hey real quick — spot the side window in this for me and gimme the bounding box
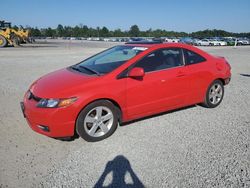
[135,48,183,73]
[184,49,206,65]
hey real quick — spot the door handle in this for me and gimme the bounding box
[176,72,186,77]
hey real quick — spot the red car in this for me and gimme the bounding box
[21,42,231,142]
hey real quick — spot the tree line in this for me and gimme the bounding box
[24,24,250,38]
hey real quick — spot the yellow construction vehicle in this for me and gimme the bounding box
[0,21,20,47]
[0,20,32,48]
[18,29,31,43]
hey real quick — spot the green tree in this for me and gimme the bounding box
[30,27,41,37]
[44,27,56,37]
[113,29,123,37]
[25,24,250,39]
[100,26,109,37]
[129,25,140,37]
[82,25,89,37]
[56,24,64,37]
[64,26,73,37]
[88,27,98,37]
[73,25,81,37]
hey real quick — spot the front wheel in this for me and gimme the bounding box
[203,80,224,108]
[76,100,118,142]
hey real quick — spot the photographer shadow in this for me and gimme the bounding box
[94,155,144,188]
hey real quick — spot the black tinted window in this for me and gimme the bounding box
[184,49,206,65]
[135,48,183,72]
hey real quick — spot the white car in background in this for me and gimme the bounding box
[195,39,210,46]
[209,39,227,46]
[237,38,250,45]
[165,38,180,43]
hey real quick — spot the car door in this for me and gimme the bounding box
[125,48,189,119]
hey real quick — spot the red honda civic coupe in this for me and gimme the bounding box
[21,42,231,142]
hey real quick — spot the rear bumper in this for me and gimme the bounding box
[21,94,77,138]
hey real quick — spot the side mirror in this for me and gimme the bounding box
[128,67,145,78]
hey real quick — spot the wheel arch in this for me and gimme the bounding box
[202,78,225,108]
[202,78,226,102]
[217,78,226,85]
[76,97,123,126]
[212,76,227,86]
[99,98,123,123]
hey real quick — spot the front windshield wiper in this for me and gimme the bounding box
[71,66,82,72]
[79,65,100,76]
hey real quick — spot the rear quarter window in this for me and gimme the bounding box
[184,49,206,65]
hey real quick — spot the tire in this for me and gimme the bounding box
[0,35,7,48]
[12,36,20,47]
[76,100,118,142]
[203,80,224,108]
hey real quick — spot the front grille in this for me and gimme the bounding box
[28,91,41,102]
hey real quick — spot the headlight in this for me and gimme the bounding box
[37,98,77,108]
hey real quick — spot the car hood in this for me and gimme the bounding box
[30,68,97,98]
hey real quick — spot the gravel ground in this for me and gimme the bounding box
[0,40,249,188]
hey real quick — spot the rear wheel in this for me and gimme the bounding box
[76,100,118,142]
[0,35,7,48]
[203,80,224,108]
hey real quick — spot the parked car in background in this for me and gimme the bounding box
[223,38,236,46]
[194,39,210,46]
[217,40,227,46]
[208,39,227,46]
[192,39,200,45]
[237,38,250,45]
[129,37,144,42]
[165,37,180,43]
[179,37,194,45]
[152,37,165,42]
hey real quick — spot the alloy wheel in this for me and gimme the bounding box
[209,83,223,105]
[84,106,114,137]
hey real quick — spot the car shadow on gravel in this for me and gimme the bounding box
[55,132,79,142]
[94,155,144,188]
[121,105,197,127]
[57,105,197,142]
[56,105,197,142]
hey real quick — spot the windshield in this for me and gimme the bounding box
[72,45,147,75]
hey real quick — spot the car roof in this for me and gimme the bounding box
[124,42,213,59]
[124,42,193,49]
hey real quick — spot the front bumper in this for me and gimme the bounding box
[21,93,77,138]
